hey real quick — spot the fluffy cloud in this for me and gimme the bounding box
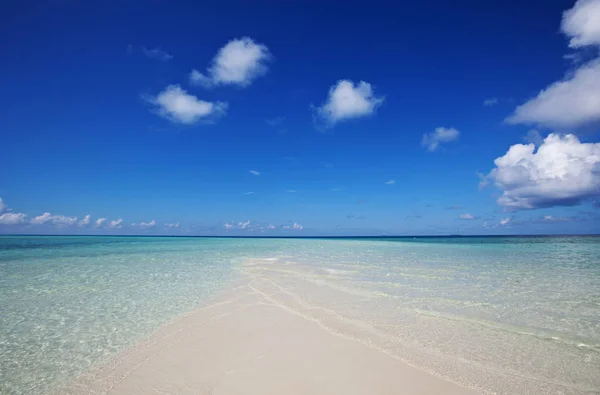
[95,218,106,227]
[109,218,123,229]
[249,170,260,176]
[561,0,600,48]
[0,212,26,225]
[483,98,499,107]
[484,133,600,210]
[31,212,78,226]
[316,80,384,125]
[141,46,173,61]
[78,215,91,226]
[147,85,227,124]
[459,213,476,220]
[506,60,600,129]
[133,219,156,228]
[385,180,396,185]
[189,37,271,88]
[421,127,460,152]
[500,218,511,226]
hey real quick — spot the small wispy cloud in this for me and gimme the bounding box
[459,213,476,220]
[108,218,123,229]
[500,217,511,226]
[249,170,260,176]
[243,191,255,195]
[286,189,297,193]
[385,180,396,185]
[132,219,156,228]
[0,212,26,225]
[165,222,180,229]
[31,212,78,226]
[95,218,106,227]
[141,46,173,61]
[146,85,227,125]
[421,127,460,152]
[78,215,91,227]
[315,80,384,126]
[483,97,499,107]
[189,37,271,88]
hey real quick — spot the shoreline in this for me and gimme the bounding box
[57,272,479,395]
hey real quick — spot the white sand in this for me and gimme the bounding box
[59,274,478,395]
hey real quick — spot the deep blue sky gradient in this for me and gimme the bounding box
[1,0,599,235]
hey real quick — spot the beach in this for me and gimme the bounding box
[59,274,477,395]
[1,236,599,394]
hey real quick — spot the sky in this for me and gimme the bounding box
[1,0,600,236]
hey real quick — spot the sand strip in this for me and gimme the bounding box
[59,277,478,395]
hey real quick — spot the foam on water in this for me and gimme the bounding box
[1,235,599,394]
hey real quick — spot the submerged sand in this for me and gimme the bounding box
[59,273,478,395]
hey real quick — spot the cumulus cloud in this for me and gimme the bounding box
[141,46,173,61]
[147,85,227,124]
[421,127,460,152]
[0,212,26,225]
[109,218,123,229]
[315,80,384,125]
[31,212,77,226]
[483,98,499,107]
[500,218,511,226]
[189,37,271,88]
[133,219,156,228]
[561,0,600,48]
[78,215,91,227]
[506,60,600,129]
[385,180,396,185]
[249,170,260,176]
[459,213,476,220]
[484,133,600,210]
[95,218,106,227]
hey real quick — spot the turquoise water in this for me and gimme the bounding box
[1,236,599,394]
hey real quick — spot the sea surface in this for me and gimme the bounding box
[1,235,599,394]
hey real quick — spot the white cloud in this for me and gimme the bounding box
[78,215,91,227]
[165,222,180,229]
[485,133,600,210]
[542,215,571,222]
[249,170,260,176]
[292,222,303,230]
[133,219,156,228]
[141,46,173,61]
[147,85,227,124]
[238,220,251,229]
[459,213,476,220]
[30,212,77,226]
[385,180,396,185]
[500,218,511,226]
[95,218,106,227]
[561,0,600,48]
[109,218,123,229]
[223,223,235,230]
[506,60,600,129]
[316,80,384,125]
[0,212,26,225]
[266,224,276,229]
[421,127,460,152]
[189,37,271,88]
[483,97,499,107]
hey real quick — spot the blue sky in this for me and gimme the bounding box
[1,0,600,236]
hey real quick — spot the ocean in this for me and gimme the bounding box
[1,235,599,394]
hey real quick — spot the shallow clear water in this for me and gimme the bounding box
[1,236,599,394]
